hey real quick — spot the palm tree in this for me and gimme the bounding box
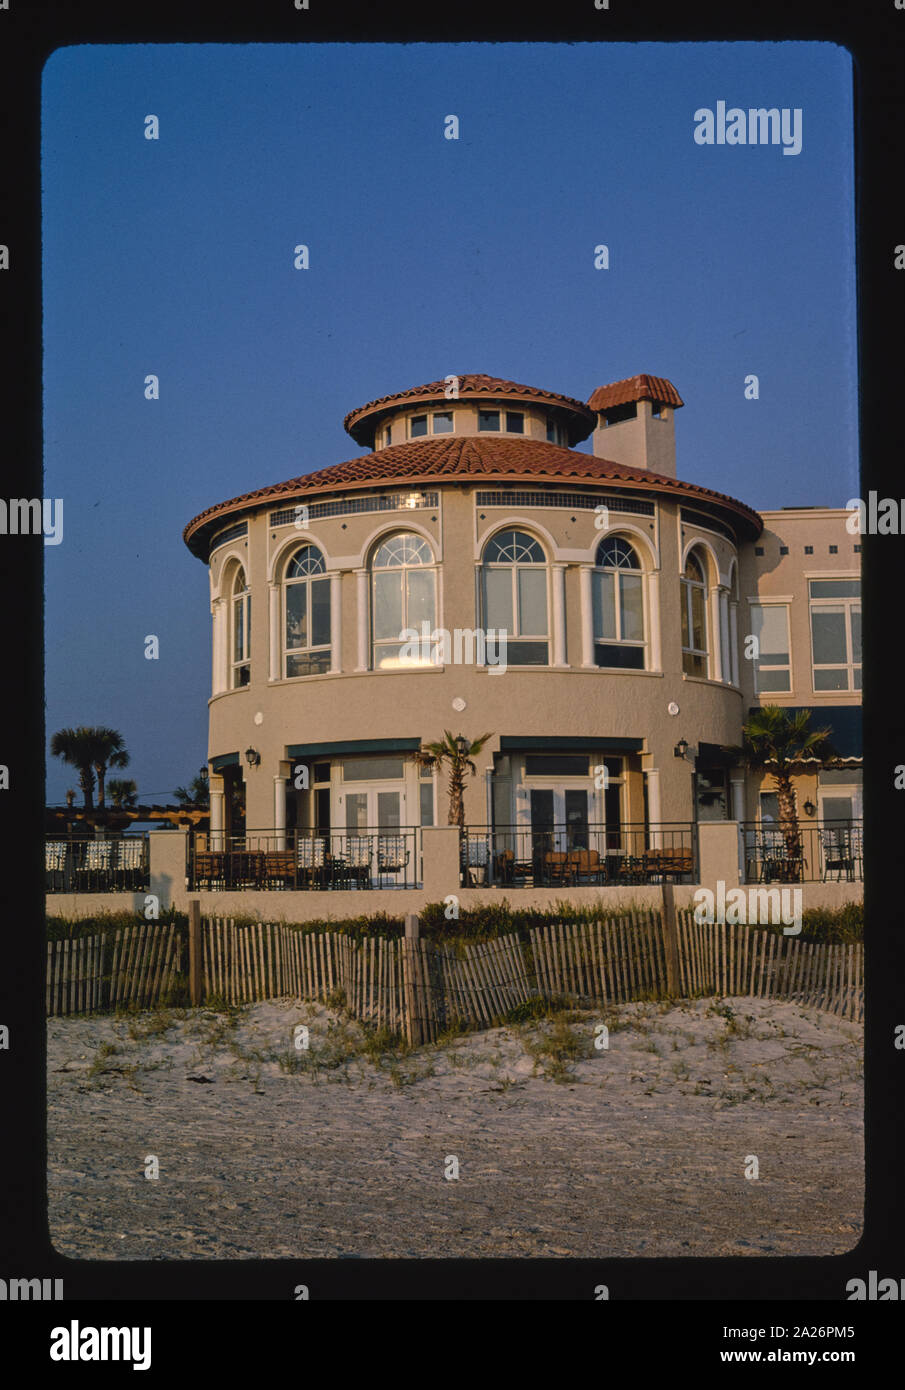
[107,778,138,809]
[735,707,834,865]
[173,774,210,810]
[89,727,130,808]
[50,727,98,809]
[415,731,493,829]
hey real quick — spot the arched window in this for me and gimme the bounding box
[482,529,549,665]
[231,565,251,687]
[371,532,437,668]
[681,550,708,677]
[284,544,331,677]
[592,536,645,669]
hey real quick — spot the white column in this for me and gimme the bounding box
[579,566,595,667]
[355,568,369,671]
[329,572,342,673]
[273,775,286,849]
[719,588,731,683]
[210,785,225,851]
[729,602,739,686]
[212,599,229,694]
[551,564,567,667]
[646,768,662,848]
[709,587,722,683]
[730,776,745,822]
[268,583,281,681]
[647,570,661,670]
[731,775,746,877]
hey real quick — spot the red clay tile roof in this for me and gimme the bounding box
[344,374,597,446]
[588,375,684,412]
[184,435,762,558]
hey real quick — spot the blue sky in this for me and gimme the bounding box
[42,42,857,805]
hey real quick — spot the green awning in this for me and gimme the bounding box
[287,738,421,758]
[210,752,240,771]
[499,735,643,753]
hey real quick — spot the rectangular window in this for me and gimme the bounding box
[592,570,617,640]
[478,410,500,432]
[410,415,428,437]
[505,412,524,433]
[313,762,331,784]
[372,570,403,640]
[432,411,454,433]
[517,568,547,635]
[342,757,404,781]
[750,603,791,692]
[809,579,860,691]
[546,418,558,442]
[419,781,434,826]
[524,754,590,776]
[484,568,513,631]
[311,578,331,648]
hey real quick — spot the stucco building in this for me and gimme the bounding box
[182,371,861,890]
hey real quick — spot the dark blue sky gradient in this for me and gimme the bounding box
[42,42,857,804]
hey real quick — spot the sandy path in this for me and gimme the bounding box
[47,996,862,1260]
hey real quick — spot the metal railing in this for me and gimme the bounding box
[45,833,150,893]
[189,827,423,891]
[739,819,863,884]
[460,822,697,888]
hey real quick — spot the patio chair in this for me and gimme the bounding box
[820,827,855,882]
[568,848,604,884]
[344,836,373,889]
[194,851,226,890]
[297,837,327,887]
[116,838,146,888]
[77,839,113,888]
[377,835,410,885]
[264,849,297,889]
[45,840,68,889]
[758,830,804,883]
[461,838,489,885]
[493,848,514,885]
[542,850,574,885]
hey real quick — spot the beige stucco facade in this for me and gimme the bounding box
[180,372,861,895]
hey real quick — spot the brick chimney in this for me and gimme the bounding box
[587,374,683,479]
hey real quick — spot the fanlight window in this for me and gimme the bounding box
[592,536,645,669]
[371,532,437,669]
[284,544,331,677]
[482,529,549,665]
[681,550,708,677]
[231,565,251,688]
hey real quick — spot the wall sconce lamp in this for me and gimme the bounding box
[673,737,690,760]
[199,765,209,783]
[455,735,470,759]
[244,747,261,768]
[803,799,816,817]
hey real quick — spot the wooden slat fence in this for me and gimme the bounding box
[45,914,863,1027]
[46,924,181,1016]
[530,912,863,1023]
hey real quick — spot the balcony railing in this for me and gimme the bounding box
[189,827,422,891]
[739,820,863,884]
[460,823,698,888]
[45,833,150,893]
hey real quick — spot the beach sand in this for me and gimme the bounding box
[47,995,863,1260]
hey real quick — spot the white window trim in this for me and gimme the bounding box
[749,600,793,695]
